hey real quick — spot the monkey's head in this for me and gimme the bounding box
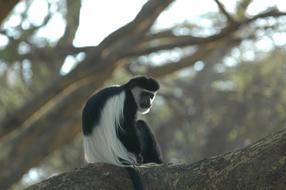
[128,76,160,114]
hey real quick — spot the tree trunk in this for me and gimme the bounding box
[27,128,286,190]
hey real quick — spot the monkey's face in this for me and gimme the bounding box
[131,87,157,114]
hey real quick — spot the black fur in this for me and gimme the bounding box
[118,85,142,161]
[126,167,144,190]
[128,76,160,92]
[136,120,163,164]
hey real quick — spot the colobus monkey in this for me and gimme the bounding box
[82,76,162,190]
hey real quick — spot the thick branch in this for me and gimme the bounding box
[96,0,174,58]
[27,128,286,190]
[236,0,253,19]
[0,0,19,24]
[57,0,81,47]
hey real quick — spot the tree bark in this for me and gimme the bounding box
[0,0,19,24]
[27,128,286,190]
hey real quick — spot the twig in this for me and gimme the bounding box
[213,0,235,23]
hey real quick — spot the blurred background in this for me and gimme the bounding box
[1,0,286,189]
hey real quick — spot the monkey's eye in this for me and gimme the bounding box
[141,91,154,99]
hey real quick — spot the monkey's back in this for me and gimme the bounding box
[82,86,123,135]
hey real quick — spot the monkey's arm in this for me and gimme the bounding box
[136,120,163,164]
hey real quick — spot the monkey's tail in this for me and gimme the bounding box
[125,166,144,190]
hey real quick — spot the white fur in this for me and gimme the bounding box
[83,91,137,166]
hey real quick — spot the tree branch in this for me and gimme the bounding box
[236,0,252,19]
[213,0,235,23]
[27,128,286,190]
[57,0,81,47]
[146,46,214,77]
[247,8,286,23]
[123,9,286,57]
[142,37,242,78]
[0,0,19,24]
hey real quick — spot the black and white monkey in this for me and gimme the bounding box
[82,76,162,190]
